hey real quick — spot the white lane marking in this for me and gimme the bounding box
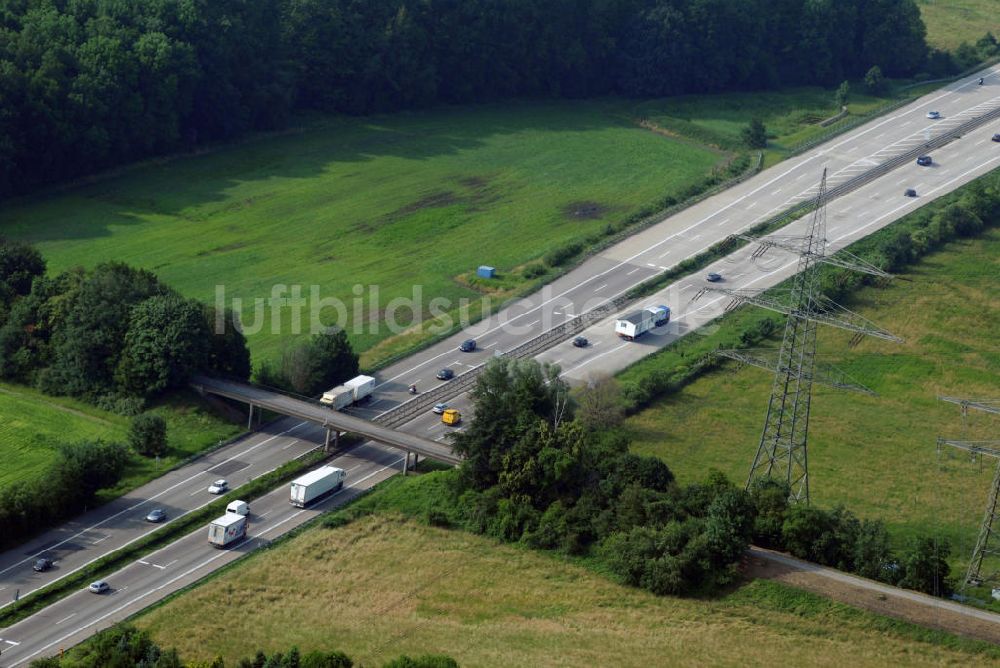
[91,536,109,545]
[593,284,608,291]
[3,638,20,645]
[55,613,76,625]
[626,267,641,275]
[713,217,731,226]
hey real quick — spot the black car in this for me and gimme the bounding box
[993,133,1000,143]
[436,368,454,380]
[706,272,722,282]
[459,339,477,352]
[904,188,917,197]
[572,336,588,348]
[33,557,53,572]
[916,155,932,166]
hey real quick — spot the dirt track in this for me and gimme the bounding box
[745,546,1000,645]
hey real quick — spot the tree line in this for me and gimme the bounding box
[29,623,457,668]
[0,240,250,408]
[0,0,943,197]
[428,357,957,597]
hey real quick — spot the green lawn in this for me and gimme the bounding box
[0,101,724,366]
[918,0,996,50]
[0,382,239,498]
[625,229,1000,566]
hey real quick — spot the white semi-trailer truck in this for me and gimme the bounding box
[207,513,248,548]
[289,466,346,507]
[614,305,670,340]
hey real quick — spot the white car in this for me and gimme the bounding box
[89,580,109,594]
[926,110,941,119]
[432,403,449,414]
[207,479,228,494]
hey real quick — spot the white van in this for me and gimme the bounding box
[226,500,249,516]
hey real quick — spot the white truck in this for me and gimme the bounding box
[207,513,248,548]
[615,305,670,340]
[320,374,376,409]
[289,466,346,507]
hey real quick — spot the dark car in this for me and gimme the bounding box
[436,368,454,380]
[904,188,917,197]
[572,336,588,348]
[706,272,722,282]
[993,133,1000,142]
[33,557,53,572]
[459,339,477,352]
[916,155,932,166]
[145,508,167,523]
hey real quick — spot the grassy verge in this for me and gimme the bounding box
[127,473,999,666]
[0,445,332,629]
[0,383,239,496]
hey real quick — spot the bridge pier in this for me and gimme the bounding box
[402,451,410,476]
[247,403,254,430]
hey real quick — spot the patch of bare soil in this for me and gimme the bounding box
[562,201,608,220]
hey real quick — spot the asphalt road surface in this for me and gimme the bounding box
[1,66,999,664]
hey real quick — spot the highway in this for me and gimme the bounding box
[352,65,1000,416]
[0,65,999,664]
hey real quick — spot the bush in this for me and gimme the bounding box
[741,118,767,149]
[129,413,168,457]
[543,242,583,267]
[522,262,547,279]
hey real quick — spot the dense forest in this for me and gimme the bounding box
[0,0,939,197]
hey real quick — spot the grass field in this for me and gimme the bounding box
[0,101,724,366]
[918,0,995,50]
[0,382,239,498]
[0,88,901,368]
[134,508,997,666]
[625,229,1000,562]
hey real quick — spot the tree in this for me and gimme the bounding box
[897,536,952,596]
[116,295,212,397]
[834,80,850,108]
[0,240,45,301]
[741,118,767,149]
[863,65,887,94]
[452,358,571,490]
[52,440,130,510]
[575,374,624,431]
[853,518,894,581]
[304,329,359,395]
[129,413,168,457]
[205,306,252,380]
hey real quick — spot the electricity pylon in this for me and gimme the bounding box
[693,169,901,503]
[937,396,1000,587]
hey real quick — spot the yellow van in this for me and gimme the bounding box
[441,409,462,426]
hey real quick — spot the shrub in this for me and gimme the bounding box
[129,413,168,457]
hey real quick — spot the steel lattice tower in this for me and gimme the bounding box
[937,397,1000,587]
[693,169,902,504]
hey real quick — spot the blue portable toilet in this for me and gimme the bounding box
[477,265,496,279]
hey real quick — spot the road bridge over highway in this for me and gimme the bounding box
[190,375,461,468]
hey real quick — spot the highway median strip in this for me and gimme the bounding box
[0,443,347,629]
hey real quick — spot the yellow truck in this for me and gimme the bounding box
[441,408,462,426]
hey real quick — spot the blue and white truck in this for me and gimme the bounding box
[614,305,670,340]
